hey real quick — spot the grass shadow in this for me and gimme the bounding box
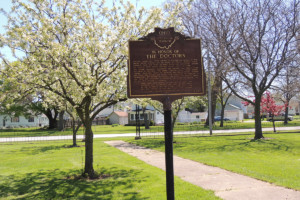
[0,168,149,200]
[19,144,71,155]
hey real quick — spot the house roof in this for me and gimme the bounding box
[113,111,128,117]
[132,105,155,111]
[191,112,206,116]
[227,104,242,110]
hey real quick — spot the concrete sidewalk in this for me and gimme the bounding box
[105,140,300,200]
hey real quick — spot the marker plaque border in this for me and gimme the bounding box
[127,27,206,99]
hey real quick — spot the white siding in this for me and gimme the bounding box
[224,110,244,121]
[0,115,49,128]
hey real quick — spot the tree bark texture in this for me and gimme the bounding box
[284,104,289,124]
[58,110,65,131]
[76,96,95,178]
[206,77,222,125]
[254,100,264,139]
[220,106,225,127]
[45,108,58,129]
[83,119,94,177]
[71,119,81,147]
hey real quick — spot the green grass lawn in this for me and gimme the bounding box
[1,119,300,138]
[127,132,300,191]
[0,125,140,138]
[0,139,220,200]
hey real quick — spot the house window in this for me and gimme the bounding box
[130,114,135,120]
[196,115,200,119]
[139,114,144,120]
[150,113,153,120]
[28,117,34,122]
[11,117,19,123]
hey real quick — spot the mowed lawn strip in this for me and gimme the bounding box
[0,125,139,138]
[1,120,300,138]
[127,132,300,190]
[0,139,220,200]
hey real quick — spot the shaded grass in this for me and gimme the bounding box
[0,139,220,200]
[0,127,75,137]
[127,132,300,190]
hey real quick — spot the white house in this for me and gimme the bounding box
[0,114,49,128]
[128,105,164,125]
[287,99,300,115]
[177,109,207,123]
[223,104,244,121]
[108,111,128,125]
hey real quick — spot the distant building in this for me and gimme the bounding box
[108,111,128,125]
[0,114,49,128]
[128,105,164,125]
[177,109,207,123]
[214,95,246,120]
[288,99,300,115]
[222,104,244,121]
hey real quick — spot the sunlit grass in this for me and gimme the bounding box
[0,139,220,200]
[128,132,300,190]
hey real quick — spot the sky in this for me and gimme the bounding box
[0,0,165,61]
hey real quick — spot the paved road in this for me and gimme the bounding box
[0,126,299,143]
[106,140,300,200]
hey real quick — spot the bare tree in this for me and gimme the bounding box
[173,0,299,139]
[214,0,299,139]
[218,81,233,127]
[175,0,234,125]
[272,59,300,124]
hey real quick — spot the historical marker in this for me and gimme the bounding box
[127,27,206,200]
[128,27,206,98]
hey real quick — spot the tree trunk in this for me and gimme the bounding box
[72,120,77,147]
[48,117,57,129]
[254,100,264,139]
[284,103,289,124]
[171,98,185,130]
[58,110,65,131]
[220,105,225,127]
[72,119,82,147]
[206,76,221,125]
[272,116,276,133]
[83,119,95,178]
[76,96,95,178]
[45,108,58,129]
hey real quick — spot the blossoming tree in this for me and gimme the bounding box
[0,0,181,178]
[243,92,286,133]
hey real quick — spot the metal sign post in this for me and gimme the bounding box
[135,104,141,139]
[162,97,174,200]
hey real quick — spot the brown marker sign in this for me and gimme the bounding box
[128,27,206,98]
